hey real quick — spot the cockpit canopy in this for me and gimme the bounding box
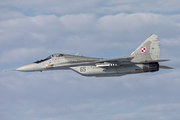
[51,53,65,57]
[34,53,66,63]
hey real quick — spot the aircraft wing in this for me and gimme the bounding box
[66,57,171,69]
[91,58,170,65]
[68,57,134,68]
[92,57,134,64]
[60,57,134,68]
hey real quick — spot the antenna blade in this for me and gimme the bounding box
[76,52,79,55]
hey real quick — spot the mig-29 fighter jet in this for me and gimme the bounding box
[16,34,172,77]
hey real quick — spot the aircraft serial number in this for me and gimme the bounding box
[80,67,86,72]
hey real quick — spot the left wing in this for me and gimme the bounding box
[72,57,134,68]
[62,57,135,68]
[92,57,134,64]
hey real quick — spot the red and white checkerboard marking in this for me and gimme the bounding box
[141,47,146,53]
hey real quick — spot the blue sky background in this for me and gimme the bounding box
[0,0,180,120]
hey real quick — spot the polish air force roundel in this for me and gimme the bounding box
[141,47,146,53]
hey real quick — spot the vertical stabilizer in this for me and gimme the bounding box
[130,34,160,62]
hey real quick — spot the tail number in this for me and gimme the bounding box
[80,67,86,72]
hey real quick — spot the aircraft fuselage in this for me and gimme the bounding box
[16,34,171,77]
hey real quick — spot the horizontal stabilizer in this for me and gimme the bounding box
[159,65,173,69]
[132,59,170,64]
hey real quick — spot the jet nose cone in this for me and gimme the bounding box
[16,63,35,72]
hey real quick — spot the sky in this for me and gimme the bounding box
[0,0,180,120]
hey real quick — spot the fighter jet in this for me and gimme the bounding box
[16,34,172,77]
